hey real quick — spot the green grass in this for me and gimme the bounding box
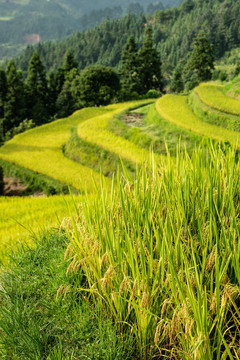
[156,94,240,147]
[224,75,240,99]
[195,83,240,115]
[0,231,137,359]
[64,142,240,359]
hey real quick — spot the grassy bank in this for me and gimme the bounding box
[188,90,240,132]
[77,101,164,165]
[109,103,204,157]
[64,128,136,178]
[156,95,240,147]
[195,84,240,116]
[0,231,137,359]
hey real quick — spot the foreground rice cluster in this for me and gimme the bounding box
[65,143,240,359]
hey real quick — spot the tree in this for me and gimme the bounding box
[127,3,143,16]
[180,0,195,13]
[47,71,58,117]
[0,70,7,120]
[62,50,78,77]
[170,65,184,93]
[26,52,48,125]
[56,68,79,118]
[234,61,240,77]
[78,65,120,107]
[3,60,26,136]
[137,27,163,94]
[187,31,215,82]
[121,36,141,96]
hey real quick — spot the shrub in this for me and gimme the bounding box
[219,71,228,82]
[144,89,161,98]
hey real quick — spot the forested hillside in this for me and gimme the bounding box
[11,0,240,78]
[0,0,180,59]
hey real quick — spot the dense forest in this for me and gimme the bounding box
[10,0,240,79]
[0,27,163,143]
[0,0,180,59]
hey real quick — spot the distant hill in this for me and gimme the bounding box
[11,0,240,80]
[0,0,181,59]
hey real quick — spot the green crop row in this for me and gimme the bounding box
[77,100,165,166]
[156,94,240,147]
[64,128,136,178]
[188,91,240,132]
[0,107,110,194]
[0,158,76,195]
[194,84,240,116]
[0,194,81,264]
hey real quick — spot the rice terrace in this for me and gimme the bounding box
[1,1,240,356]
[0,73,240,359]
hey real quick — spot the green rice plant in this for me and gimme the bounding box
[156,94,240,147]
[64,142,240,359]
[195,84,240,116]
[189,90,240,132]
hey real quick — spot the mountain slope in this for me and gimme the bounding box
[0,0,180,59]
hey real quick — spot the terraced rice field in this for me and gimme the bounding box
[2,81,240,357]
[194,83,240,115]
[188,90,240,132]
[2,82,240,264]
[0,107,108,194]
[77,102,165,165]
[156,92,240,147]
[0,100,153,194]
[0,100,154,262]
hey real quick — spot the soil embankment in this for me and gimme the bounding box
[3,177,44,197]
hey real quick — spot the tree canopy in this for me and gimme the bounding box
[78,65,120,107]
[187,31,215,82]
